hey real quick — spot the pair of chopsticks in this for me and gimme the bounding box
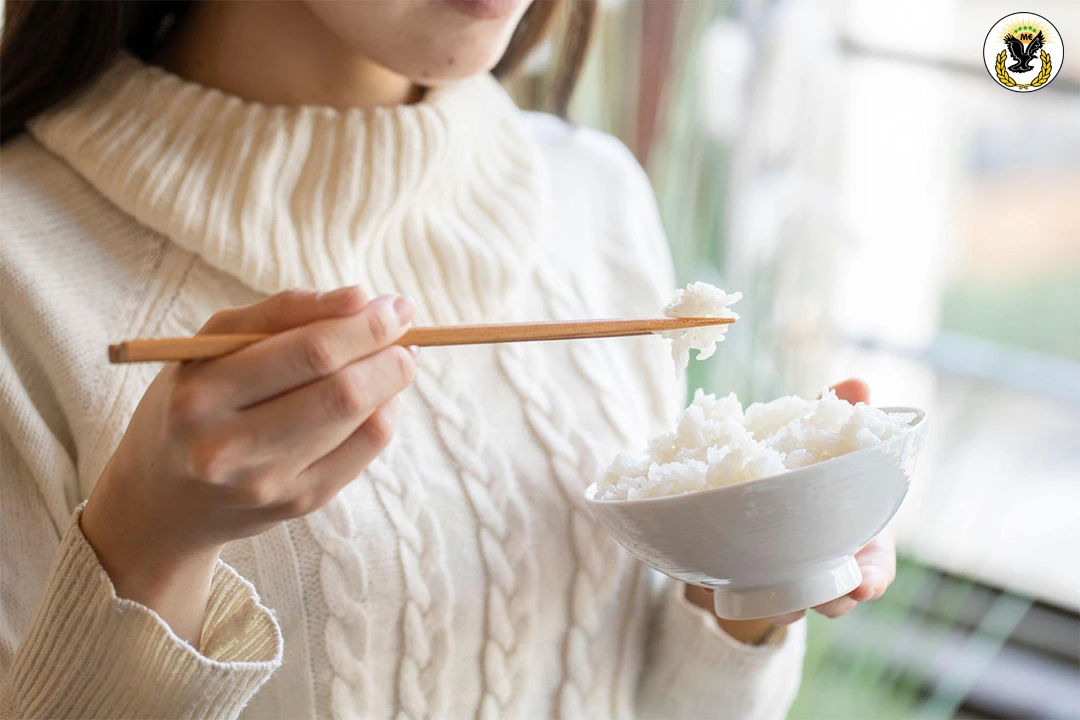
[108,317,735,364]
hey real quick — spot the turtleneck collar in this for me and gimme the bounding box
[29,53,547,324]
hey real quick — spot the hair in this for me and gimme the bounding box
[0,0,596,144]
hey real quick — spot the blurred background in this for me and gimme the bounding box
[511,1,1080,717]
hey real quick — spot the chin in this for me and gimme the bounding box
[383,42,513,85]
[304,0,531,86]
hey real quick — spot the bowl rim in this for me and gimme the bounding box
[584,405,928,506]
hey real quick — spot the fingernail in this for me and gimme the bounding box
[409,345,421,358]
[393,296,416,324]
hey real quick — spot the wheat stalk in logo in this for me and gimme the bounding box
[995,49,1052,89]
[994,50,1017,86]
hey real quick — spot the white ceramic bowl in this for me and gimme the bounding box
[584,407,928,620]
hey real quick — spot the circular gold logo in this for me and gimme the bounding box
[983,12,1063,92]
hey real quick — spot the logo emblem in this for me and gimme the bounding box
[983,13,1063,92]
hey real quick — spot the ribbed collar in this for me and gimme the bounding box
[29,53,546,323]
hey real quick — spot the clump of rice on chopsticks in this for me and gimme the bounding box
[659,282,741,374]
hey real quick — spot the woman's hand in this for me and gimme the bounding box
[686,378,899,643]
[770,522,897,625]
[768,378,897,625]
[80,287,417,644]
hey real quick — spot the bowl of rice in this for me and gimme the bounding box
[585,390,928,620]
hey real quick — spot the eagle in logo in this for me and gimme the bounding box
[1003,30,1044,72]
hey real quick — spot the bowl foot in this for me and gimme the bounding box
[711,556,862,620]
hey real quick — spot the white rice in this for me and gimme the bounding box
[595,388,916,501]
[659,282,741,374]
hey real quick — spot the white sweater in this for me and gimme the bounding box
[0,55,805,719]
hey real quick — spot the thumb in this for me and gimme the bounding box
[829,378,870,405]
[199,286,368,335]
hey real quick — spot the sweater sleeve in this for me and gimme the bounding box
[0,398,282,720]
[0,500,282,720]
[636,579,806,719]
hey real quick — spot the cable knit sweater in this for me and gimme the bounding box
[0,55,805,719]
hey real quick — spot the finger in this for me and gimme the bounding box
[204,294,415,408]
[229,346,416,472]
[812,595,858,618]
[271,398,404,520]
[829,378,870,405]
[856,533,897,580]
[770,610,806,626]
[849,566,889,602]
[850,536,897,602]
[199,286,368,335]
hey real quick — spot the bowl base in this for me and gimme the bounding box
[711,556,862,620]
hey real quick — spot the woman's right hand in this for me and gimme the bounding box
[80,287,417,644]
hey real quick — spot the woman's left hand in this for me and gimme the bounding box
[769,378,897,625]
[685,378,898,641]
[769,521,896,625]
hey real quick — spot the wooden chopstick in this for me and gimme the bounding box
[107,317,735,364]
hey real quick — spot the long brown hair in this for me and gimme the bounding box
[0,0,595,144]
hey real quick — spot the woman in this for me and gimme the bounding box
[0,1,896,717]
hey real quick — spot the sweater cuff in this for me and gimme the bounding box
[670,581,791,655]
[637,580,806,719]
[7,507,282,719]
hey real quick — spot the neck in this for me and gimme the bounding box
[159,1,421,109]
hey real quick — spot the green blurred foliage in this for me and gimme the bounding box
[942,271,1080,362]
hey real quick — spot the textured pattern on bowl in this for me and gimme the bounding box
[585,407,928,619]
